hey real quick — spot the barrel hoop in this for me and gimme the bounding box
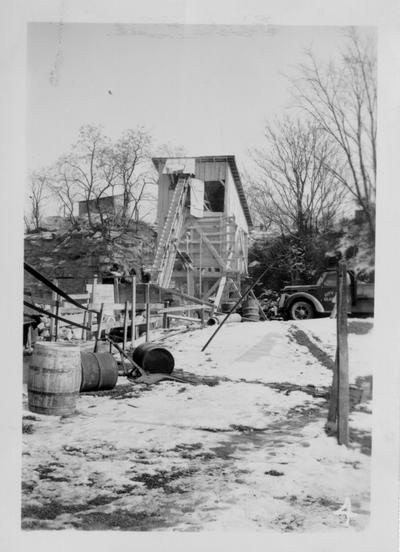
[28,389,78,398]
[29,366,78,375]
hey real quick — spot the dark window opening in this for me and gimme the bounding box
[204,180,225,212]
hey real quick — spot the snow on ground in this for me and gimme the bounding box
[21,317,373,532]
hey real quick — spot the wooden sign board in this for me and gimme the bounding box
[86,283,115,316]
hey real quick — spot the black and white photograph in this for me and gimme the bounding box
[1,1,399,550]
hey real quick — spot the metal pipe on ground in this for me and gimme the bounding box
[206,313,242,326]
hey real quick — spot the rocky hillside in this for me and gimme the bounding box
[24,217,156,298]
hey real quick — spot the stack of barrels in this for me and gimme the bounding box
[27,341,175,416]
[27,342,118,416]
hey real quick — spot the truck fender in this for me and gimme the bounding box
[284,292,325,314]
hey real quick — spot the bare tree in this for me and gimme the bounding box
[51,158,79,225]
[27,171,49,232]
[249,117,346,237]
[113,128,152,226]
[48,125,155,234]
[293,29,377,235]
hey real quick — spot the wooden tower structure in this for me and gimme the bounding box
[151,156,252,310]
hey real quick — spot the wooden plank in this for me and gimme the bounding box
[152,283,212,307]
[157,304,212,314]
[109,302,164,312]
[166,314,203,323]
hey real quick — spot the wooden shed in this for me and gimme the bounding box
[151,155,252,309]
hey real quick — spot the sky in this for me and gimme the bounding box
[27,24,371,216]
[27,25,356,167]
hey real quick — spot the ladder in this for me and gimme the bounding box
[151,176,190,288]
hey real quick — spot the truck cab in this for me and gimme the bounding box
[278,270,373,320]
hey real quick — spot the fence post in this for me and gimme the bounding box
[162,300,169,329]
[131,275,136,349]
[113,276,120,304]
[88,276,97,341]
[94,302,104,353]
[337,261,350,446]
[55,297,60,341]
[326,349,338,432]
[123,301,129,351]
[50,278,58,342]
[145,283,151,342]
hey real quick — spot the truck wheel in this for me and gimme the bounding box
[289,300,315,320]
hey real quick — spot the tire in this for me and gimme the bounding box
[289,300,315,320]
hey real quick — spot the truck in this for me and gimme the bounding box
[278,269,374,320]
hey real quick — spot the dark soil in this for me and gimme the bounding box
[288,327,334,371]
[73,510,172,531]
[130,468,196,491]
[348,321,373,335]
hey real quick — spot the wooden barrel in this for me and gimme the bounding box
[80,352,118,392]
[28,342,81,416]
[221,301,236,313]
[242,298,260,322]
[132,343,174,374]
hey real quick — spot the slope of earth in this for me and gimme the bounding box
[21,318,372,532]
[24,218,156,297]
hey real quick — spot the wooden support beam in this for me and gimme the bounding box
[166,314,203,323]
[192,223,225,269]
[201,279,221,301]
[158,304,212,314]
[152,283,212,308]
[212,276,227,313]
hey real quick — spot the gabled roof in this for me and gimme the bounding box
[152,155,253,227]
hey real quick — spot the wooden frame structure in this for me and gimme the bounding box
[151,156,252,310]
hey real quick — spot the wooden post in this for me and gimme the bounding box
[199,232,203,298]
[49,278,58,342]
[145,283,151,343]
[113,277,120,304]
[94,302,104,353]
[123,301,129,351]
[131,275,136,349]
[163,300,169,329]
[81,309,87,341]
[55,298,60,341]
[88,276,97,341]
[337,262,349,446]
[26,325,32,350]
[326,350,339,432]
